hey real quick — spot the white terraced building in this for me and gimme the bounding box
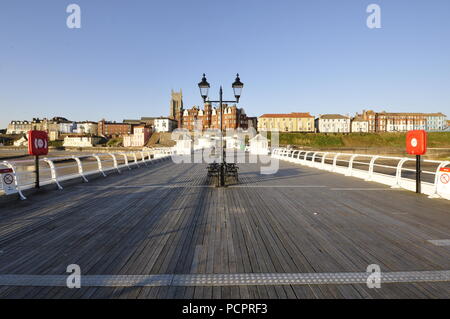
[351,116,369,133]
[63,136,101,147]
[315,114,351,133]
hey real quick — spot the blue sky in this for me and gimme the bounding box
[0,0,449,128]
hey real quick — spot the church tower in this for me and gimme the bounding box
[169,89,183,121]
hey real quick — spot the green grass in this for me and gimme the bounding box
[265,132,450,148]
[48,140,64,148]
[106,137,123,147]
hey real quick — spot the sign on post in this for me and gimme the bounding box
[28,130,48,189]
[406,130,427,155]
[0,168,18,195]
[28,130,49,156]
[406,130,427,194]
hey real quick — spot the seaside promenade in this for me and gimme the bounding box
[0,155,449,298]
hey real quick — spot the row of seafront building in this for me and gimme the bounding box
[3,88,448,148]
[5,110,449,148]
[257,110,448,133]
[5,89,258,148]
[5,117,170,148]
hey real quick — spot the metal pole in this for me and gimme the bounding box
[416,155,421,194]
[220,86,225,187]
[35,155,40,189]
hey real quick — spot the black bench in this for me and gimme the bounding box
[225,163,239,183]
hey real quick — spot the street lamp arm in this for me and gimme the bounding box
[208,100,239,103]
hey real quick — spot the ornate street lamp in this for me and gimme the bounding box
[232,74,244,103]
[198,74,210,102]
[197,73,244,187]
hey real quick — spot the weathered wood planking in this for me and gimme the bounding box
[0,156,449,298]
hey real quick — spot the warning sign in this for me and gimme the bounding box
[441,173,449,185]
[0,168,18,195]
[437,167,450,198]
[3,173,14,185]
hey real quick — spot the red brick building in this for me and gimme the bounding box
[179,103,250,131]
[361,110,428,132]
[98,119,132,136]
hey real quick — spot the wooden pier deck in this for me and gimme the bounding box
[0,156,449,298]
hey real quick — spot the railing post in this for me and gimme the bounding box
[133,152,140,167]
[311,152,319,167]
[43,158,63,190]
[346,154,358,176]
[390,158,408,188]
[109,153,121,173]
[93,155,107,177]
[332,153,341,172]
[140,152,147,166]
[292,150,300,163]
[122,153,131,170]
[365,155,380,181]
[146,151,153,164]
[72,156,88,182]
[321,152,329,169]
[2,161,26,200]
[305,152,313,165]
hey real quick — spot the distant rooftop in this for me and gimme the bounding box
[259,112,314,119]
[319,114,349,119]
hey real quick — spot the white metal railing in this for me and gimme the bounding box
[0,149,174,200]
[271,147,450,200]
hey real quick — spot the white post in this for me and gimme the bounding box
[122,153,131,170]
[72,156,88,182]
[292,150,299,163]
[109,153,121,173]
[332,153,341,172]
[306,152,314,165]
[43,158,63,190]
[140,152,147,166]
[346,154,358,176]
[133,153,140,167]
[93,155,107,177]
[321,152,329,169]
[312,152,319,167]
[365,155,380,182]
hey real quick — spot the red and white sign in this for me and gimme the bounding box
[0,168,17,195]
[406,130,427,155]
[437,167,450,199]
[441,174,449,185]
[28,130,49,156]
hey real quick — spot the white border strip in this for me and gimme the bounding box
[0,271,449,287]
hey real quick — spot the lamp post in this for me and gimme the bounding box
[198,73,244,187]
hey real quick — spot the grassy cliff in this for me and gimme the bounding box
[266,132,450,148]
